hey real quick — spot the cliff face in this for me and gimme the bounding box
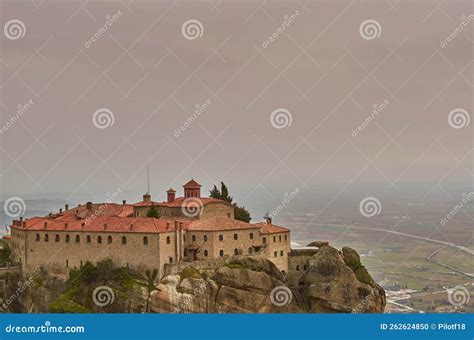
[1,245,385,313]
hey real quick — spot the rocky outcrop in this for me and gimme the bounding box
[0,245,385,313]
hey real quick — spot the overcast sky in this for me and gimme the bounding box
[0,0,472,205]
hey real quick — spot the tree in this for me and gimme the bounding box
[0,240,11,267]
[143,269,160,313]
[209,182,251,222]
[146,206,161,218]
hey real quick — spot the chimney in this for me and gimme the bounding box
[59,208,63,213]
[43,222,48,229]
[166,222,170,230]
[81,222,85,229]
[65,204,69,211]
[19,217,23,223]
[104,223,107,230]
[86,202,92,210]
[143,193,151,202]
[22,222,26,228]
[122,200,126,205]
[266,217,272,224]
[167,189,176,203]
[129,223,133,231]
[65,223,68,229]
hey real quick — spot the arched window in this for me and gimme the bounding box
[219,234,223,241]
[284,234,287,241]
[303,265,307,270]
[169,257,173,264]
[262,237,266,244]
[219,250,224,257]
[233,233,238,240]
[108,236,113,244]
[248,247,253,254]
[249,233,253,239]
[234,248,238,255]
[273,236,276,242]
[279,235,282,242]
[192,235,196,242]
[86,235,91,243]
[274,251,277,257]
[122,236,127,244]
[97,236,102,244]
[166,236,170,244]
[75,235,80,243]
[204,250,208,257]
[65,234,70,243]
[35,233,40,241]
[55,234,60,242]
[143,236,148,245]
[203,235,208,242]
[66,259,68,268]
[44,234,49,242]
[296,265,300,271]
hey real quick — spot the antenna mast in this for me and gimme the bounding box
[147,164,150,194]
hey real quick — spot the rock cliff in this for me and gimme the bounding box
[0,244,385,313]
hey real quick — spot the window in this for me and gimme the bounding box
[66,259,68,268]
[44,234,49,242]
[249,233,253,240]
[204,250,208,257]
[296,265,300,271]
[192,235,196,242]
[108,236,113,244]
[303,265,307,270]
[86,235,91,243]
[248,247,253,254]
[273,236,276,242]
[166,236,170,244]
[204,235,208,242]
[262,237,266,244]
[233,233,238,240]
[65,234,70,243]
[280,250,283,256]
[284,234,287,241]
[143,236,148,245]
[219,250,224,257]
[219,234,223,241]
[35,234,40,241]
[227,212,231,218]
[97,236,102,244]
[234,248,239,255]
[122,236,127,244]
[169,257,173,264]
[279,235,282,242]
[274,251,277,257]
[75,235,80,243]
[55,234,60,242]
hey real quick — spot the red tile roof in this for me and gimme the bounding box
[2,235,11,239]
[188,216,258,231]
[55,203,134,219]
[12,216,190,234]
[183,179,201,188]
[255,222,290,234]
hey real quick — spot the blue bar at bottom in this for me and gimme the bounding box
[0,313,472,339]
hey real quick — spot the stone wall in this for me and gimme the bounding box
[262,231,291,273]
[287,248,318,286]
